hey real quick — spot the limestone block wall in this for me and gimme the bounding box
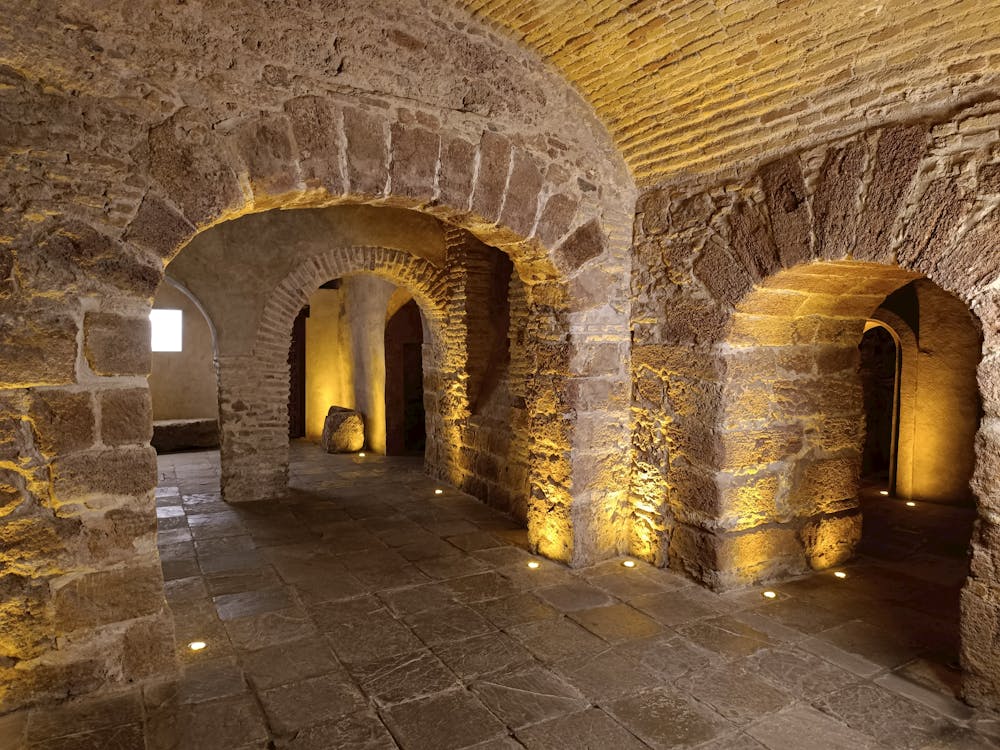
[630,98,1000,707]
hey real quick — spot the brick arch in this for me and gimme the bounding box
[217,247,452,502]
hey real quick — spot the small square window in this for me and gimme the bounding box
[150,309,183,352]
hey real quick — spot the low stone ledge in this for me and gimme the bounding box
[152,419,219,453]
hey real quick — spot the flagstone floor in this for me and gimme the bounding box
[3,443,999,749]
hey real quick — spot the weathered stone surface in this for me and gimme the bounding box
[438,136,476,209]
[52,447,157,501]
[500,150,545,236]
[54,565,165,632]
[320,407,364,453]
[390,123,439,199]
[535,193,577,247]
[606,686,731,748]
[760,155,811,267]
[854,124,928,262]
[30,390,95,456]
[473,667,587,729]
[23,222,161,297]
[146,109,244,227]
[228,114,299,197]
[380,689,506,750]
[284,96,345,194]
[471,131,512,223]
[516,708,649,750]
[84,313,150,376]
[343,107,388,195]
[100,388,152,446]
[554,219,605,272]
[813,139,866,259]
[0,299,78,387]
[124,194,196,261]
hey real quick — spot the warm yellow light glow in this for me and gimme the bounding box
[434,489,443,495]
[879,490,889,496]
[527,561,540,569]
[358,452,366,458]
[188,641,207,651]
[834,571,847,579]
[906,501,916,507]
[762,590,777,599]
[622,560,636,568]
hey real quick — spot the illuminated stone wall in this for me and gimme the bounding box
[630,99,1000,707]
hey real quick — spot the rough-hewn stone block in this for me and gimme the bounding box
[30,390,95,456]
[0,300,78,388]
[284,96,345,194]
[100,388,152,446]
[84,313,150,376]
[52,447,157,501]
[760,155,811,267]
[343,107,388,195]
[390,123,439,200]
[53,565,165,632]
[320,407,365,453]
[471,131,511,223]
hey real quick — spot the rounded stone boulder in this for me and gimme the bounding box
[321,406,365,453]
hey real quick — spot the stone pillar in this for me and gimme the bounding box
[216,355,289,502]
[0,293,175,712]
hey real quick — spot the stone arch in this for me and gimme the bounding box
[133,104,636,565]
[630,112,1000,708]
[216,246,451,501]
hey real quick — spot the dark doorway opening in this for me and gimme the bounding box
[288,305,308,439]
[385,299,425,455]
[859,324,898,491]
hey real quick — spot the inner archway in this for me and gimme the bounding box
[710,260,982,703]
[385,297,427,456]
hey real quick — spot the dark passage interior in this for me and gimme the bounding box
[385,299,426,455]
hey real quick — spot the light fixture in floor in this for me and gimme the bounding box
[762,590,777,599]
[834,571,847,579]
[358,452,366,458]
[879,490,889,496]
[527,561,540,569]
[434,489,443,495]
[622,560,636,568]
[188,641,207,651]
[906,501,916,507]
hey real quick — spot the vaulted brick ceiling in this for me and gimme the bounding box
[461,0,1000,184]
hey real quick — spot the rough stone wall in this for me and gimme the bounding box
[0,299,175,710]
[630,98,1000,708]
[465,0,1000,183]
[444,229,532,523]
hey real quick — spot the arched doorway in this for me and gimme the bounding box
[385,298,426,456]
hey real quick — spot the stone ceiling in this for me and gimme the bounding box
[461,0,1000,185]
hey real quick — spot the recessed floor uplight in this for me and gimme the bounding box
[622,560,636,568]
[906,501,916,507]
[879,490,889,496]
[762,590,777,599]
[358,452,366,458]
[834,571,847,579]
[188,641,206,651]
[434,489,443,495]
[527,561,540,569]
